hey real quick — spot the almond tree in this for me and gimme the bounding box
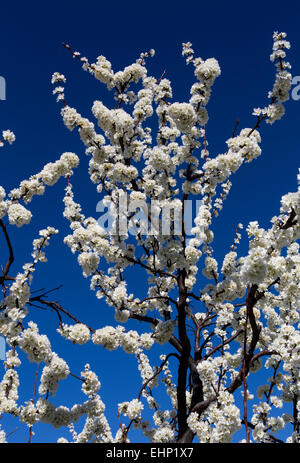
[0,31,299,443]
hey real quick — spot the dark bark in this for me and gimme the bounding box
[176,269,191,440]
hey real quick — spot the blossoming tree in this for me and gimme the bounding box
[0,31,299,444]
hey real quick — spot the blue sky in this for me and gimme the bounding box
[0,0,300,443]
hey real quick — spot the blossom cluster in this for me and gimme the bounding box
[0,31,299,444]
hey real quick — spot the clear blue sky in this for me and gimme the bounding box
[0,0,299,443]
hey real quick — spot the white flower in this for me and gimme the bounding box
[2,130,15,144]
[78,252,100,277]
[19,322,52,363]
[240,246,268,285]
[118,399,143,421]
[58,323,90,345]
[7,203,32,227]
[20,401,40,426]
[39,353,70,396]
[168,103,197,133]
[92,326,121,350]
[81,364,101,397]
